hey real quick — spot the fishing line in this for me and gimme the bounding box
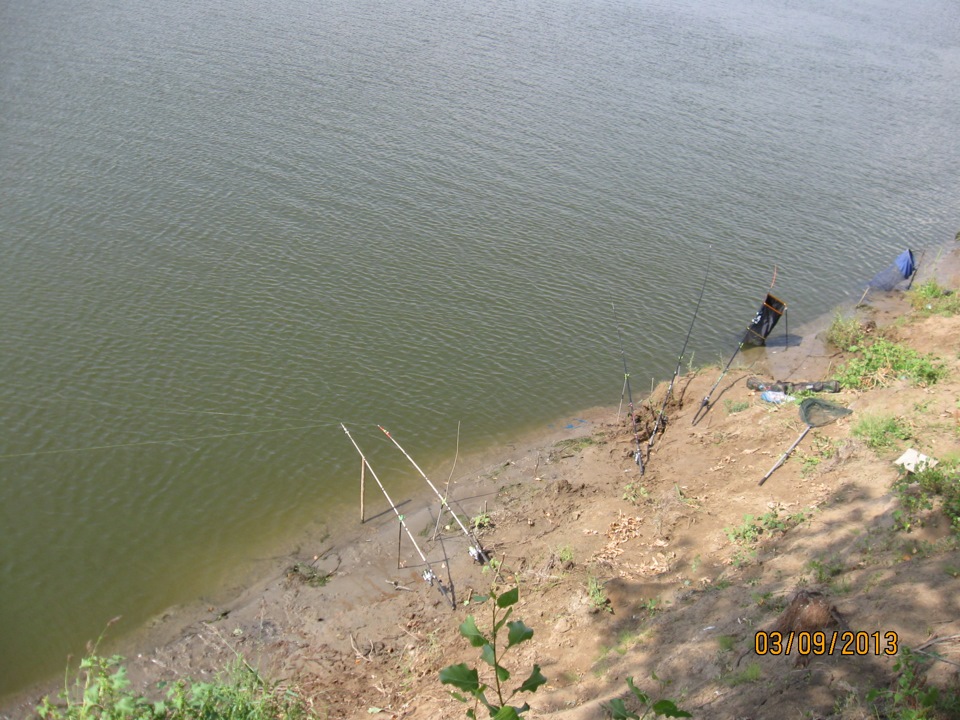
[647,250,711,454]
[0,422,337,460]
[612,303,645,474]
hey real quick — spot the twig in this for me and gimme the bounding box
[434,421,461,541]
[915,634,960,652]
[350,633,372,662]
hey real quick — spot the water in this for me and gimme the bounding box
[2,0,958,699]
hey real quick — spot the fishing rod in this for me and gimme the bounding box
[692,269,784,427]
[647,252,711,455]
[906,249,925,290]
[612,303,646,475]
[378,425,490,565]
[340,423,455,608]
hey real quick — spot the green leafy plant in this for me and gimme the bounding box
[825,313,866,350]
[866,647,960,718]
[892,462,960,535]
[439,587,547,719]
[587,577,613,613]
[603,675,691,719]
[623,483,650,505]
[807,557,844,584]
[837,338,946,389]
[472,512,494,532]
[35,654,315,720]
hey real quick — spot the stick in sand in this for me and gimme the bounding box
[432,420,461,542]
[379,425,490,565]
[340,423,455,608]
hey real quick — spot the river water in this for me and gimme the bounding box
[2,0,958,699]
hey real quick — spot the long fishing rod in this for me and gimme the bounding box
[378,425,490,565]
[612,304,646,475]
[340,423,455,608]
[647,253,711,454]
[692,268,782,427]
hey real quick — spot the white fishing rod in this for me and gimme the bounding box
[378,425,489,565]
[340,423,454,608]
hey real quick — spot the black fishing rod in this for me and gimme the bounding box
[612,304,645,475]
[691,272,785,427]
[647,253,711,455]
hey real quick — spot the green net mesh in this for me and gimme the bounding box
[798,398,852,428]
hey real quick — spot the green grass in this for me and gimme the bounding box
[892,461,960,535]
[837,337,947,389]
[724,399,750,414]
[825,313,866,350]
[36,654,317,720]
[852,414,912,450]
[907,280,960,316]
[587,577,612,613]
[724,661,761,686]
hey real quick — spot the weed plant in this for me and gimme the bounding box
[907,280,960,316]
[867,647,960,718]
[892,461,960,534]
[836,337,946,389]
[824,314,866,351]
[36,654,316,720]
[603,675,691,719]
[587,577,613,613]
[439,587,546,719]
[852,415,913,450]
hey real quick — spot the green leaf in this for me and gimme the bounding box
[496,587,519,608]
[114,696,137,715]
[516,664,547,694]
[651,699,692,717]
[471,594,490,605]
[459,616,489,647]
[493,606,514,634]
[480,643,497,668]
[506,620,534,648]
[492,705,523,720]
[439,664,481,693]
[604,699,640,720]
[626,677,650,704]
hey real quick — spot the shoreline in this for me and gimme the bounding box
[5,243,958,719]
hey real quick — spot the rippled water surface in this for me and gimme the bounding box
[2,0,958,697]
